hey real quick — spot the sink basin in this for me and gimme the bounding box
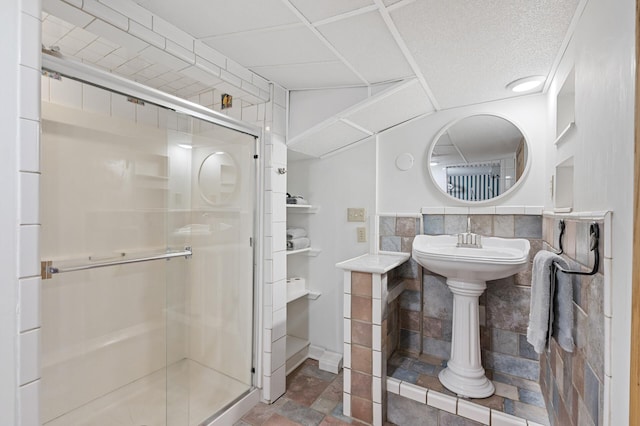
[412,234,530,282]
[412,234,530,398]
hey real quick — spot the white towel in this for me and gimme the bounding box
[287,237,310,251]
[527,251,574,354]
[287,228,307,239]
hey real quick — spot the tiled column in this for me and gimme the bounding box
[344,271,388,426]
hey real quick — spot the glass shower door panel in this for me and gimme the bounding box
[40,92,176,425]
[165,113,256,426]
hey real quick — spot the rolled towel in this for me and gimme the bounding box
[287,237,310,251]
[527,250,574,354]
[287,227,307,239]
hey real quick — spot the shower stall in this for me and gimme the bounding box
[39,57,260,426]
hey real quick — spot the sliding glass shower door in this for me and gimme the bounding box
[40,76,256,426]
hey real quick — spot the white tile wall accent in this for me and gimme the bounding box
[19,120,39,170]
[195,57,222,78]
[344,294,351,318]
[343,343,351,368]
[19,329,39,385]
[386,377,401,394]
[263,329,272,353]
[44,0,93,28]
[194,41,226,69]
[227,59,253,83]
[85,20,147,53]
[372,324,381,351]
[264,282,273,308]
[343,392,351,417]
[444,206,469,215]
[273,279,286,311]
[604,257,612,318]
[128,20,165,49]
[273,85,287,108]
[458,399,490,425]
[343,271,352,294]
[152,16,193,51]
[495,206,526,215]
[18,225,39,278]
[82,83,111,115]
[273,104,287,135]
[273,192,286,222]
[524,206,544,215]
[344,367,351,390]
[491,410,527,426]
[102,0,152,28]
[469,206,496,215]
[19,66,40,120]
[19,278,40,332]
[263,352,271,377]
[272,307,286,340]
[263,304,273,330]
[426,390,457,414]
[372,350,381,377]
[372,300,381,325]
[605,315,611,377]
[221,69,242,87]
[19,173,39,225]
[166,40,196,64]
[262,375,272,401]
[373,402,382,425]
[399,381,427,404]
[22,0,41,17]
[20,12,41,69]
[83,0,128,30]
[273,251,286,282]
[271,336,286,371]
[604,211,612,259]
[253,74,270,93]
[344,319,351,343]
[241,80,261,98]
[272,221,287,252]
[270,364,286,401]
[19,380,40,426]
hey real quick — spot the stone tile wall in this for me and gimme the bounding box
[379,216,423,357]
[539,216,606,426]
[380,214,544,392]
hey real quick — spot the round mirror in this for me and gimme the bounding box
[198,151,237,205]
[428,114,528,203]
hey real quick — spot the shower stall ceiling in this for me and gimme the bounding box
[40,74,256,425]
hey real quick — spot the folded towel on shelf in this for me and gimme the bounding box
[286,194,309,205]
[286,227,307,239]
[287,237,310,251]
[527,251,574,354]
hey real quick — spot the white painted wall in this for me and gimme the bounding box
[546,0,635,423]
[287,142,377,354]
[377,94,549,213]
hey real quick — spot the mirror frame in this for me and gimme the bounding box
[427,113,531,205]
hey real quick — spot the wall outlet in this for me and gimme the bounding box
[348,208,366,222]
[357,227,367,243]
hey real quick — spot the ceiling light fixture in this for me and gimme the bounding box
[506,76,545,93]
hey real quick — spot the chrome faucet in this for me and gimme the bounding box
[457,217,482,248]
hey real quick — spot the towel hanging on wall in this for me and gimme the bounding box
[527,250,574,354]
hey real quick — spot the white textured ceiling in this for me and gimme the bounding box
[131,0,582,108]
[42,0,583,114]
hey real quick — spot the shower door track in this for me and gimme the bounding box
[41,247,193,279]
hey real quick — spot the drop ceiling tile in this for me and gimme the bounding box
[202,25,337,68]
[251,61,363,90]
[390,0,579,108]
[345,80,434,133]
[289,121,371,157]
[318,11,413,84]
[133,0,299,38]
[288,0,374,23]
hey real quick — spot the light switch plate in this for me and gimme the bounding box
[357,227,367,243]
[347,208,366,222]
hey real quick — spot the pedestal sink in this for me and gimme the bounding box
[412,234,530,398]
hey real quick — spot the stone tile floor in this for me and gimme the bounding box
[236,355,550,425]
[235,359,384,426]
[388,353,550,426]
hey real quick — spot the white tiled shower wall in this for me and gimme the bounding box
[9,0,289,423]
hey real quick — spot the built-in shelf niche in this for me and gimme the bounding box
[556,68,575,144]
[555,157,574,212]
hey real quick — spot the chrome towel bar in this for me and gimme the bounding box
[41,247,192,280]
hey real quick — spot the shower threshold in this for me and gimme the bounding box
[44,359,250,426]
